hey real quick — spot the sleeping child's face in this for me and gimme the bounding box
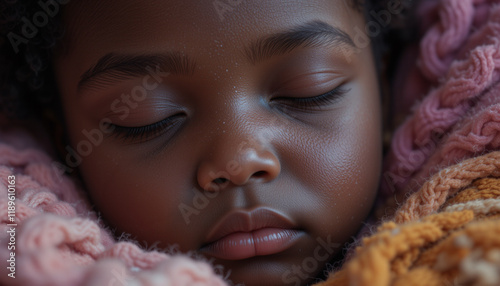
[53,0,382,285]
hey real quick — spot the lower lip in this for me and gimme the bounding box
[201,228,304,260]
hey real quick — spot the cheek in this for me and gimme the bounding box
[75,139,204,251]
[328,95,381,214]
[282,83,382,237]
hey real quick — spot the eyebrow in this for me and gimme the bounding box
[77,20,355,92]
[245,20,356,64]
[78,52,195,92]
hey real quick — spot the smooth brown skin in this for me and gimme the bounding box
[53,1,382,285]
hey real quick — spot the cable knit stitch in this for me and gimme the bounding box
[382,0,500,199]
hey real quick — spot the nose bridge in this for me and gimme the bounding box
[207,102,268,164]
[197,115,281,191]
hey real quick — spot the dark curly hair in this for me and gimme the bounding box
[0,0,66,120]
[0,0,415,121]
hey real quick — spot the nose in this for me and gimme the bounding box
[197,137,281,191]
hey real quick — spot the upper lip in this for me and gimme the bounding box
[203,207,298,245]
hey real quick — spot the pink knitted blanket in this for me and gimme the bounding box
[0,127,228,285]
[381,0,500,201]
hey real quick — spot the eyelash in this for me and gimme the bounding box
[109,86,348,142]
[272,85,349,112]
[110,114,184,142]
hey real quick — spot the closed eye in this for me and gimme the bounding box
[271,85,349,113]
[109,113,185,143]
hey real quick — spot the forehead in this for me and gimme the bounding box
[60,0,363,55]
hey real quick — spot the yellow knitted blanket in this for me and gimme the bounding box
[318,151,500,286]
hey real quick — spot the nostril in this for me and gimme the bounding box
[212,178,228,184]
[253,171,267,178]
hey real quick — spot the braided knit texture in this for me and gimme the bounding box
[0,129,227,286]
[382,0,500,198]
[318,152,500,286]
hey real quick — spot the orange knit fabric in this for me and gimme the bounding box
[316,151,500,286]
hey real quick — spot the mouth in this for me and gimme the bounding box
[199,207,304,260]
